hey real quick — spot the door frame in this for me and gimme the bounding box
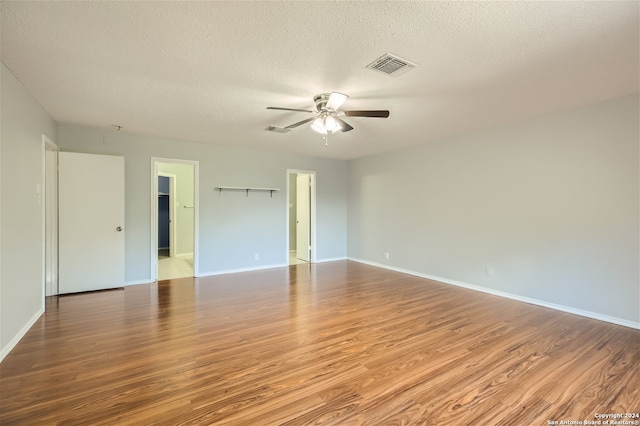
[295,173,311,262]
[286,169,316,263]
[42,135,59,297]
[157,173,177,258]
[150,158,199,281]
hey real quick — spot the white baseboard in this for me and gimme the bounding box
[124,279,154,287]
[314,257,347,263]
[348,257,640,330]
[199,263,289,277]
[0,307,45,363]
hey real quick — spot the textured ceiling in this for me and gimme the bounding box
[1,1,638,160]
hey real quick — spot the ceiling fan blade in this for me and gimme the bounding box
[344,110,390,118]
[325,92,349,111]
[334,117,354,132]
[267,107,315,113]
[284,116,316,129]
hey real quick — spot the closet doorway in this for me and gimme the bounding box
[287,170,316,265]
[151,158,199,281]
[157,174,175,258]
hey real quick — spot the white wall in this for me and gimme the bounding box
[157,162,194,257]
[348,94,639,327]
[57,125,347,282]
[1,63,58,360]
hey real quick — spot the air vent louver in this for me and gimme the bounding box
[366,53,417,76]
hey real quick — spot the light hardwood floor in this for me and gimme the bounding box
[1,260,638,425]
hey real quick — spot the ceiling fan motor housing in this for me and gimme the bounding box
[313,93,332,111]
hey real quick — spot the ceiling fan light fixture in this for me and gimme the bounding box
[311,115,342,134]
[325,115,341,133]
[325,92,349,111]
[311,117,328,134]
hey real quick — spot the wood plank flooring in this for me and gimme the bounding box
[1,260,638,425]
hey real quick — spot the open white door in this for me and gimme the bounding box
[296,174,310,262]
[59,152,125,294]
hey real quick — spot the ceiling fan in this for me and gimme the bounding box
[266,92,389,141]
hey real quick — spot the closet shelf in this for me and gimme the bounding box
[215,186,280,197]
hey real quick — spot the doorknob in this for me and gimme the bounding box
[116,226,123,232]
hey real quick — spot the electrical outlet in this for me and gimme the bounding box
[254,253,260,260]
[485,266,493,277]
[384,252,390,260]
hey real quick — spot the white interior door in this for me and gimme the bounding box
[296,174,310,261]
[59,152,125,294]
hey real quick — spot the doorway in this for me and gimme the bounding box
[151,158,199,281]
[157,174,175,258]
[287,170,316,265]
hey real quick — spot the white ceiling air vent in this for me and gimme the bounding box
[366,53,417,76]
[265,125,291,133]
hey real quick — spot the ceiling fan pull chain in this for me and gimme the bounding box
[324,133,328,147]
